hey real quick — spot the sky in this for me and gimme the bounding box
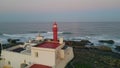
[0,0,120,23]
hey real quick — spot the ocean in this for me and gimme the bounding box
[0,22,120,51]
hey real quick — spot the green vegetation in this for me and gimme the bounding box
[96,46,112,52]
[65,40,120,68]
[65,40,92,47]
[75,63,92,68]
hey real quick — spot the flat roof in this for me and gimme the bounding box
[30,64,52,68]
[11,47,25,53]
[35,42,60,49]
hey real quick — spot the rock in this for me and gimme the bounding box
[99,40,114,44]
[65,40,93,47]
[96,46,112,52]
[115,46,120,51]
[7,38,23,46]
[79,40,92,46]
[0,43,1,56]
[8,38,20,44]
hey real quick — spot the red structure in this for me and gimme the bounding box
[35,22,59,49]
[30,64,52,68]
[36,42,60,49]
[52,22,58,42]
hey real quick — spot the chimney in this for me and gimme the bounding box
[59,37,64,44]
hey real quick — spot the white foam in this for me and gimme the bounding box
[1,33,120,51]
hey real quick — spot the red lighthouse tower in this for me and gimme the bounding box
[52,22,58,42]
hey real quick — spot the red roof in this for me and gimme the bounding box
[30,64,52,68]
[36,42,60,49]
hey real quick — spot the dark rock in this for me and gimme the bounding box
[7,38,21,46]
[115,46,120,51]
[79,40,92,46]
[8,38,20,43]
[99,40,114,44]
[0,43,1,56]
[65,40,92,46]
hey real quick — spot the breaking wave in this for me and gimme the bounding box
[1,33,120,53]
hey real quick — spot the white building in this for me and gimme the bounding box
[0,22,74,68]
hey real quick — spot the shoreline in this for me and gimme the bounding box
[65,40,120,68]
[1,37,120,68]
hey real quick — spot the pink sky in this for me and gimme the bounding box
[0,0,120,22]
[0,0,120,12]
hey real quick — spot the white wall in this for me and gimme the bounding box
[31,47,56,66]
[1,44,74,68]
[2,50,31,68]
[56,47,74,68]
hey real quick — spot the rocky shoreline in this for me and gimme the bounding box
[65,40,120,68]
[1,39,120,68]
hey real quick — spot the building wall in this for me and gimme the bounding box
[56,47,74,68]
[36,36,43,41]
[0,59,5,68]
[31,47,56,66]
[2,50,31,68]
[1,44,74,68]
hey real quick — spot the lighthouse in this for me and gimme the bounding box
[52,22,58,42]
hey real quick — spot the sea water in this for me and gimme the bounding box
[0,22,120,50]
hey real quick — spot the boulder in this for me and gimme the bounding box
[79,40,92,46]
[115,46,120,51]
[0,43,1,56]
[65,40,92,47]
[99,40,114,44]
